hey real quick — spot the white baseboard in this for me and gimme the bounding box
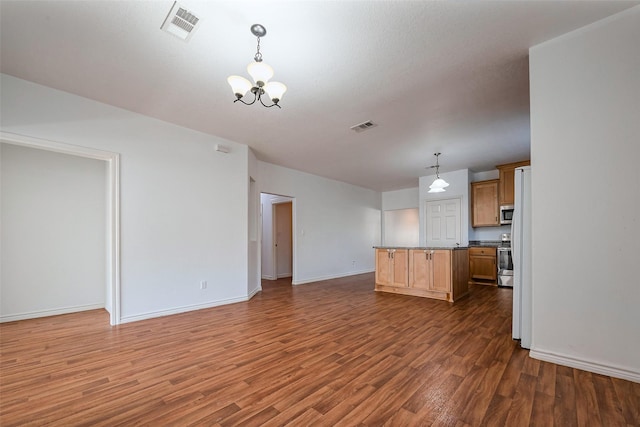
[261,274,276,280]
[120,295,250,324]
[247,286,262,299]
[529,347,640,383]
[292,269,374,286]
[0,303,105,323]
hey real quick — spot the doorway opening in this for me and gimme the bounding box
[0,132,121,325]
[260,193,294,285]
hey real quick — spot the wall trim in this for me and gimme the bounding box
[247,286,261,299]
[120,295,254,324]
[0,131,121,326]
[293,269,374,286]
[530,347,640,383]
[0,304,105,323]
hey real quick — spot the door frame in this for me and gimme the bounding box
[1,131,121,325]
[425,196,462,247]
[260,193,296,283]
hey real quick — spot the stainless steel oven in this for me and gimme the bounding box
[498,233,513,287]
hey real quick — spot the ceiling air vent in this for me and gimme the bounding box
[161,2,200,42]
[350,120,378,133]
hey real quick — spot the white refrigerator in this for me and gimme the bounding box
[511,166,532,349]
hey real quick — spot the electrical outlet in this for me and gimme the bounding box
[352,260,356,267]
[200,280,207,290]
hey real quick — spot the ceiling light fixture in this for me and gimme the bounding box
[227,24,287,109]
[428,153,450,193]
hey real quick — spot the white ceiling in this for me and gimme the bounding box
[1,1,637,191]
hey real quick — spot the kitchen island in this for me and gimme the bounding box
[374,247,469,302]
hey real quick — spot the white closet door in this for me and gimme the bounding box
[426,198,461,247]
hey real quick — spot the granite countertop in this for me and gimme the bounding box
[469,240,510,248]
[373,246,469,250]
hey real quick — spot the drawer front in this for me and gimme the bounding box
[469,247,496,256]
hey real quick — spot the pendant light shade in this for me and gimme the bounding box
[429,178,450,190]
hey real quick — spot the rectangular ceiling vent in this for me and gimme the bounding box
[161,2,200,42]
[350,120,377,133]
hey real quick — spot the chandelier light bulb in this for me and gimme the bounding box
[247,61,274,86]
[227,75,253,98]
[264,81,287,103]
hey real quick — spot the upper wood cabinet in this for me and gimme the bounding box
[496,160,530,206]
[471,179,499,227]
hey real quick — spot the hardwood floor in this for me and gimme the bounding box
[1,273,638,426]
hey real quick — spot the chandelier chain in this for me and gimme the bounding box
[254,37,263,62]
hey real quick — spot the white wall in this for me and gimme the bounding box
[247,149,260,297]
[381,187,419,246]
[529,6,640,381]
[383,209,419,247]
[419,169,470,247]
[381,187,419,210]
[259,162,380,284]
[1,143,106,320]
[1,74,251,323]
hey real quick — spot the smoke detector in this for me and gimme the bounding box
[350,120,378,133]
[161,2,200,42]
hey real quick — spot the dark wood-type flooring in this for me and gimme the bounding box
[1,274,638,426]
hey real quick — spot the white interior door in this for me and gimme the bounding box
[274,202,292,278]
[426,198,461,247]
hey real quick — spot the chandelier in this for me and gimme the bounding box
[427,153,450,193]
[227,24,287,108]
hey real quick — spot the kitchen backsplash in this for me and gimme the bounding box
[469,224,511,241]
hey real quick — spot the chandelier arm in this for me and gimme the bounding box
[258,94,281,108]
[234,92,258,106]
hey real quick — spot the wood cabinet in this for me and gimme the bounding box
[496,160,530,206]
[408,249,451,292]
[469,247,497,285]
[471,179,499,227]
[375,248,469,302]
[375,248,408,288]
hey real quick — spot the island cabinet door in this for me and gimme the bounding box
[375,249,392,286]
[391,249,409,287]
[409,249,431,290]
[431,250,452,292]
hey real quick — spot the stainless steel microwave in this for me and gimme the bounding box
[500,205,514,225]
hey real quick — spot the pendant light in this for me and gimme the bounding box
[227,24,287,108]
[428,153,449,193]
